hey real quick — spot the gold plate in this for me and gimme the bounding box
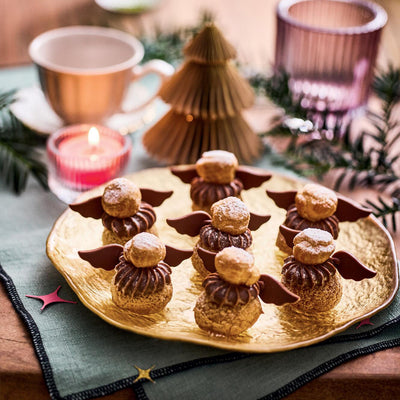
[46,168,399,353]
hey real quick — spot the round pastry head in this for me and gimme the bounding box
[293,228,335,265]
[211,197,250,235]
[102,178,142,218]
[195,150,238,184]
[215,247,260,286]
[295,183,338,222]
[123,232,166,267]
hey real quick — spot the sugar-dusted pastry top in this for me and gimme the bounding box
[202,273,261,307]
[196,150,238,184]
[199,224,252,251]
[190,177,243,207]
[102,203,156,239]
[113,255,172,296]
[282,256,338,289]
[211,197,250,235]
[295,183,338,222]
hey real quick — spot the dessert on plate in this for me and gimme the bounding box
[266,183,372,252]
[78,232,192,314]
[167,196,270,276]
[69,177,173,244]
[194,246,299,336]
[279,226,376,312]
[170,150,271,213]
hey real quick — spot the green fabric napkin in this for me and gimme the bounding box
[1,65,400,400]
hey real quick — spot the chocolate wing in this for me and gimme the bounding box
[164,245,193,267]
[140,188,173,207]
[332,251,377,280]
[170,165,198,183]
[248,212,271,231]
[279,225,299,249]
[78,244,123,270]
[69,195,103,219]
[196,246,217,273]
[335,197,372,222]
[167,211,211,237]
[266,190,297,210]
[258,274,299,305]
[235,166,272,190]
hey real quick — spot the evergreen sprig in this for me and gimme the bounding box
[0,90,48,194]
[261,67,400,230]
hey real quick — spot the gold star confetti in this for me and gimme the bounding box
[133,365,155,383]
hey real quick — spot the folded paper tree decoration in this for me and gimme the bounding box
[142,22,261,164]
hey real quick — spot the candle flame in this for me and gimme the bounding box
[88,127,100,147]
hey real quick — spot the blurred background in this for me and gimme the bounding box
[1,0,399,71]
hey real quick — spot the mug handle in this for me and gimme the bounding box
[120,59,174,113]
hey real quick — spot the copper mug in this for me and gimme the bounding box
[29,26,174,124]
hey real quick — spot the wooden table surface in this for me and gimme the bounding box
[1,0,400,399]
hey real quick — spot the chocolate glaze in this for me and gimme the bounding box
[199,224,252,251]
[284,204,340,239]
[282,256,338,288]
[114,255,172,296]
[102,202,156,239]
[190,177,243,207]
[203,273,261,307]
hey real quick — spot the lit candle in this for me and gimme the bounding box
[47,124,131,202]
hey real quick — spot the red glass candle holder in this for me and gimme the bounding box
[47,124,131,203]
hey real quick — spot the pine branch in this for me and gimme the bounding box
[365,194,400,231]
[0,94,48,194]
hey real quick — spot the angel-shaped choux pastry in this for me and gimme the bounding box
[266,183,371,253]
[78,232,192,314]
[279,226,376,312]
[69,177,173,245]
[167,196,270,277]
[170,150,271,213]
[194,246,299,336]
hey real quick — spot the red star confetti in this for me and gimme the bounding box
[26,286,77,311]
[356,318,374,329]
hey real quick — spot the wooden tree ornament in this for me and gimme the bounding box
[142,23,261,164]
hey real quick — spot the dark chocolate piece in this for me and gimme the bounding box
[167,211,211,237]
[332,251,377,280]
[258,274,299,305]
[196,246,217,273]
[170,165,198,183]
[248,212,271,231]
[235,166,271,190]
[69,195,103,219]
[78,244,123,270]
[140,188,173,207]
[279,225,298,249]
[266,190,297,210]
[336,197,372,222]
[164,245,193,267]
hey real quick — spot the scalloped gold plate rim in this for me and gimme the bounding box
[46,168,399,353]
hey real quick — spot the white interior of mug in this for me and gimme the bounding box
[29,26,144,74]
[278,0,387,33]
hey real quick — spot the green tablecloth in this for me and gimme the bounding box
[1,66,400,400]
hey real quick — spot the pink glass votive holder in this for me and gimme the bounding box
[47,124,131,203]
[275,0,387,114]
